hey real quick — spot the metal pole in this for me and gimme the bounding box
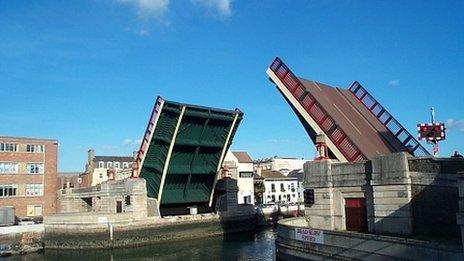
[430,107,435,124]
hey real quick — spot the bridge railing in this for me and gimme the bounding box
[134,96,164,177]
[269,57,367,162]
[349,82,430,157]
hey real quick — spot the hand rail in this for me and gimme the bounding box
[348,82,430,156]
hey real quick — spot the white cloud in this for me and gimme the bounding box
[266,138,291,144]
[116,0,169,20]
[138,29,149,36]
[446,119,464,132]
[192,0,232,17]
[123,138,133,146]
[123,138,143,146]
[388,79,400,87]
[101,145,118,151]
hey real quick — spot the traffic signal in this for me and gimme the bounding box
[417,123,445,142]
[304,188,315,207]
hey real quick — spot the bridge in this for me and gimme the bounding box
[267,57,430,162]
[133,96,243,211]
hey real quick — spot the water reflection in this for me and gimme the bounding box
[13,227,276,261]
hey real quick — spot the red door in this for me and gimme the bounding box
[116,201,122,213]
[345,198,367,232]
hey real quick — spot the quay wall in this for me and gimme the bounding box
[44,213,255,249]
[276,217,463,261]
[303,153,464,240]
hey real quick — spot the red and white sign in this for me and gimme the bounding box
[294,228,324,244]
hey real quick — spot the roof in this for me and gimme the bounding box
[260,169,286,179]
[232,151,253,163]
[0,136,58,142]
[288,169,304,182]
[58,172,82,177]
[94,156,134,162]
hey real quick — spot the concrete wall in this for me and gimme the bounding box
[57,178,151,219]
[303,159,371,231]
[303,152,464,240]
[276,217,463,261]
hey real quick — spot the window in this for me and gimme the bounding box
[271,184,276,192]
[123,162,129,168]
[107,162,112,168]
[26,144,44,153]
[26,184,44,196]
[280,183,285,192]
[0,184,18,197]
[99,173,103,179]
[239,171,253,178]
[26,163,44,174]
[0,143,18,152]
[114,162,120,169]
[0,162,18,174]
[98,161,104,168]
[27,205,42,216]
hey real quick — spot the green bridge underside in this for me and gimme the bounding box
[140,101,242,205]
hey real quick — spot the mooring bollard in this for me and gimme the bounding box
[107,222,114,241]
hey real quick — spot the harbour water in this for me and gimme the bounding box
[9,228,277,260]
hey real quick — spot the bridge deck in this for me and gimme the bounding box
[135,96,243,207]
[299,79,404,159]
[267,57,429,161]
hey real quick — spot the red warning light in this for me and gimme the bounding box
[417,123,445,141]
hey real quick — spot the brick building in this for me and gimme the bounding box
[0,136,58,218]
[85,149,134,186]
[57,172,85,190]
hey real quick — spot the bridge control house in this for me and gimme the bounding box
[266,57,464,255]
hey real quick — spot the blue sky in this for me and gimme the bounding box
[1,1,463,171]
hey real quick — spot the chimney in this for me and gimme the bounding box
[88,149,95,165]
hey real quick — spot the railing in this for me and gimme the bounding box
[134,96,164,177]
[349,82,430,157]
[269,57,367,162]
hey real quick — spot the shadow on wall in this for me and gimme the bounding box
[370,157,463,243]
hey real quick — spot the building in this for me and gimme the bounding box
[304,152,464,239]
[254,156,309,176]
[85,149,134,186]
[259,169,299,204]
[287,168,304,202]
[223,151,255,205]
[0,136,58,218]
[57,172,85,189]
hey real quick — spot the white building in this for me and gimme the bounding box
[259,170,299,204]
[223,151,254,205]
[85,149,134,186]
[288,169,304,202]
[254,156,310,176]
